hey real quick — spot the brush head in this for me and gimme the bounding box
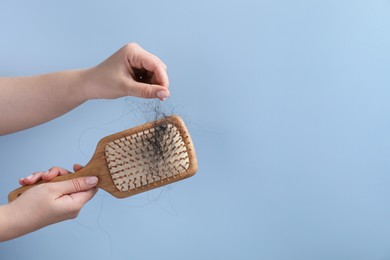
[102,115,197,197]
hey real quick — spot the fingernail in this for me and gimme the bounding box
[157,90,169,100]
[26,175,34,180]
[85,176,98,185]
[43,171,50,175]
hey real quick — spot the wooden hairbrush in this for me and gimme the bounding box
[8,115,198,202]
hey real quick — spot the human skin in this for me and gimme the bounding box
[0,42,169,135]
[0,165,96,241]
[0,43,169,241]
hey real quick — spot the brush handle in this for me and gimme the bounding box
[8,166,98,202]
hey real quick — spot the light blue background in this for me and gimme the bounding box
[1,0,390,259]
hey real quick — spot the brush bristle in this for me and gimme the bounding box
[104,121,191,192]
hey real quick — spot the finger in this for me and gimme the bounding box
[42,167,71,181]
[73,164,84,172]
[126,44,169,88]
[129,61,169,89]
[19,171,47,185]
[51,176,98,195]
[127,67,170,100]
[48,166,70,176]
[129,81,170,100]
[140,60,169,88]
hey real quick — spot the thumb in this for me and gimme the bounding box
[131,81,170,100]
[53,176,98,195]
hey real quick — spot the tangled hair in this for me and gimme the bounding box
[122,99,179,178]
[142,101,175,177]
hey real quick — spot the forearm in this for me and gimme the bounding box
[0,69,89,135]
[0,202,55,242]
[0,204,33,242]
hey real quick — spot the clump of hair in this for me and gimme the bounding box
[139,100,176,177]
[120,98,182,180]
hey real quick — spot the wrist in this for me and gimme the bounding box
[76,68,98,101]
